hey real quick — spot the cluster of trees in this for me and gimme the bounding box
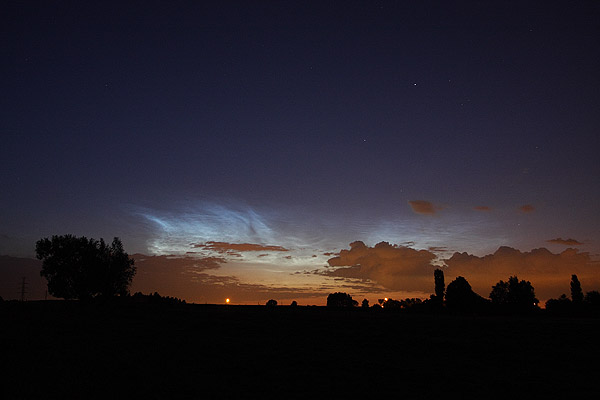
[544,275,600,315]
[327,270,599,316]
[36,235,136,301]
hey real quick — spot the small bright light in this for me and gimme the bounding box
[225,298,230,304]
[384,298,388,302]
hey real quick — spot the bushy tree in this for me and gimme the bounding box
[489,276,538,311]
[266,299,278,307]
[545,294,571,314]
[445,276,488,312]
[327,292,358,307]
[290,300,298,307]
[36,235,135,300]
[585,290,600,306]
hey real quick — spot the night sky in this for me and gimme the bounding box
[2,1,599,304]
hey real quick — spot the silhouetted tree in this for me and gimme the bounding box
[327,292,358,307]
[36,235,135,301]
[445,276,488,312]
[585,290,600,306]
[489,276,538,312]
[570,275,583,304]
[361,298,369,308]
[290,300,298,307]
[266,299,277,307]
[382,298,402,309]
[434,268,445,304]
[545,294,571,315]
[401,298,423,308]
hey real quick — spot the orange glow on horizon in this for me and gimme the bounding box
[225,298,230,304]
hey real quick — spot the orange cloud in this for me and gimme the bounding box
[324,241,437,291]
[519,204,535,213]
[408,200,438,215]
[546,238,583,246]
[323,242,600,303]
[474,206,491,211]
[194,241,289,254]
[444,247,600,301]
[132,254,224,271]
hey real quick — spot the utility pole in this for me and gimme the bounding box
[20,277,28,302]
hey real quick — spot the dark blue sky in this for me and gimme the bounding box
[2,0,599,288]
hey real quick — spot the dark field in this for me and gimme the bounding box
[1,302,599,399]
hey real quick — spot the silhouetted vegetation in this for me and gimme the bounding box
[266,299,278,307]
[545,276,600,316]
[327,292,358,307]
[545,294,572,314]
[131,291,186,305]
[378,297,424,311]
[585,290,600,306]
[433,268,445,305]
[36,235,135,301]
[290,300,298,307]
[571,274,583,304]
[489,276,538,313]
[361,298,369,308]
[445,276,489,313]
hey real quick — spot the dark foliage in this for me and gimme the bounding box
[380,297,423,310]
[266,299,278,307]
[585,290,600,306]
[361,298,369,308]
[445,276,489,312]
[570,274,584,303]
[36,235,135,301]
[489,276,538,312]
[290,300,298,307]
[327,292,358,307]
[545,294,571,315]
[434,268,445,304]
[131,292,186,305]
[546,289,600,316]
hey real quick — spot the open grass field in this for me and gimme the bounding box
[1,301,599,399]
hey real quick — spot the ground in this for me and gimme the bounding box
[1,302,598,399]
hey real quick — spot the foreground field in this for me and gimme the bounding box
[1,302,598,399]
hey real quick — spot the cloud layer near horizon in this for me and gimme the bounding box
[324,241,437,292]
[443,246,599,300]
[546,238,583,246]
[325,242,600,301]
[131,254,322,303]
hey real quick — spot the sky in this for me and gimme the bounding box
[1,1,599,304]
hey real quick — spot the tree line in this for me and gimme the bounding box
[325,270,600,316]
